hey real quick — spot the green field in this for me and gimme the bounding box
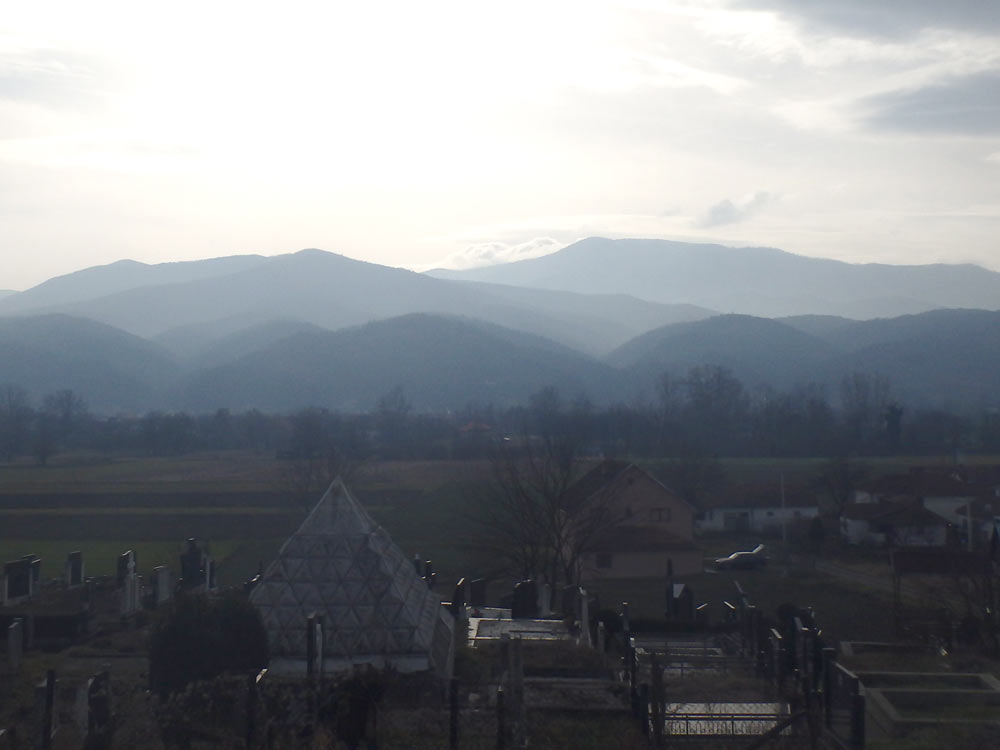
[0,450,990,626]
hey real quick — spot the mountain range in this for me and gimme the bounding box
[1,238,997,413]
[429,237,1000,319]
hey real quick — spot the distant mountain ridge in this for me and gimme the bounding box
[613,308,1000,411]
[171,313,629,412]
[0,248,712,355]
[0,308,996,413]
[428,237,1000,319]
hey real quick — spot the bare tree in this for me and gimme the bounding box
[0,384,33,461]
[816,454,869,517]
[476,388,614,589]
[277,407,363,510]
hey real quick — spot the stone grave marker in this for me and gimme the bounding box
[65,551,84,588]
[152,566,172,606]
[449,577,466,618]
[119,552,139,617]
[7,620,23,670]
[86,671,112,750]
[179,539,205,590]
[468,578,487,608]
[3,557,34,603]
[512,580,539,619]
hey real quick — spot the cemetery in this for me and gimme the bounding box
[1,471,999,749]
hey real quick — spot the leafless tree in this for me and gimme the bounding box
[475,388,616,589]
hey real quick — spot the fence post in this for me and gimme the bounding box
[449,677,460,750]
[496,685,506,750]
[851,693,866,750]
[651,654,664,747]
[511,637,525,749]
[822,648,836,728]
[41,669,56,750]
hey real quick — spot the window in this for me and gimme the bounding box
[650,507,671,522]
[596,553,613,569]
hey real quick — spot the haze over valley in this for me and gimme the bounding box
[1,238,998,414]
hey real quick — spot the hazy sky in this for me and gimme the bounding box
[3,1,1000,290]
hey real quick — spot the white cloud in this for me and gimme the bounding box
[697,192,774,227]
[429,237,566,271]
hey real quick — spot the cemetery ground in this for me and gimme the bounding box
[3,450,1000,747]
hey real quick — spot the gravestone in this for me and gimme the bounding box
[537,582,552,616]
[666,583,695,621]
[119,553,139,617]
[179,539,215,591]
[468,578,487,608]
[179,539,205,589]
[7,620,23,670]
[449,577,466,618]
[65,551,84,588]
[206,558,216,590]
[511,580,538,619]
[152,566,172,606]
[578,588,591,647]
[3,557,34,603]
[36,670,57,750]
[29,557,41,592]
[86,672,112,750]
[306,613,324,680]
[116,551,135,587]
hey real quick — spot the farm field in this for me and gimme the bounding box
[1,450,991,615]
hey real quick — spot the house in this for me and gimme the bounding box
[952,497,1000,549]
[695,482,820,534]
[565,460,703,580]
[854,466,991,522]
[840,499,949,547]
[249,479,454,677]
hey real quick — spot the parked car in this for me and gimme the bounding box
[714,544,767,570]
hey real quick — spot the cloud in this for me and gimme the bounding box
[697,192,773,228]
[725,1,1000,39]
[0,46,118,109]
[988,152,1000,164]
[432,237,566,270]
[860,72,1000,134]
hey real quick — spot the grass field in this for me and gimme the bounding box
[1,450,994,626]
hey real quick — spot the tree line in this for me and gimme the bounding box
[1,365,998,465]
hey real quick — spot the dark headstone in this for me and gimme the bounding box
[66,551,84,587]
[4,558,33,600]
[511,580,539,619]
[306,613,323,680]
[179,539,207,590]
[87,671,112,750]
[469,578,487,607]
[115,551,135,587]
[666,583,695,620]
[449,577,467,618]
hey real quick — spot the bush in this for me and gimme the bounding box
[149,591,268,696]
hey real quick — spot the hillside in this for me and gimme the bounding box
[171,313,628,412]
[0,255,268,313]
[609,315,836,390]
[0,249,707,356]
[611,309,1000,411]
[0,315,179,410]
[429,237,1000,318]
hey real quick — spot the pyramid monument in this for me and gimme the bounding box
[250,479,454,676]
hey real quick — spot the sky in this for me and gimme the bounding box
[2,0,1000,290]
